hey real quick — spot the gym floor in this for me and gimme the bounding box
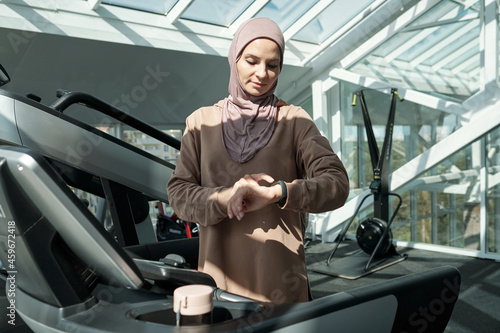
[305,239,500,333]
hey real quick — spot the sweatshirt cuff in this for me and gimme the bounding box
[215,187,232,216]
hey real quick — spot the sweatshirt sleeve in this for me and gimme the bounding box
[166,113,230,226]
[283,108,350,213]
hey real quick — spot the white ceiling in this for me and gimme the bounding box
[0,0,485,128]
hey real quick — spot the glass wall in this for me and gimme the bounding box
[123,128,182,164]
[487,127,500,253]
[392,141,481,250]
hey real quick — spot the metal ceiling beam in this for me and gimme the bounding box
[432,39,478,72]
[451,0,481,9]
[392,102,500,192]
[282,0,335,42]
[383,28,435,64]
[330,68,468,117]
[406,169,479,185]
[410,20,478,67]
[88,0,101,11]
[453,53,480,75]
[166,0,195,24]
[354,56,478,97]
[480,0,498,92]
[300,0,386,65]
[401,13,479,32]
[383,2,468,63]
[339,0,441,70]
[229,0,270,33]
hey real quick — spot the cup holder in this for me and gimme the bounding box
[130,301,262,326]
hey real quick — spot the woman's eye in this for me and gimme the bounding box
[246,59,256,65]
[267,64,278,69]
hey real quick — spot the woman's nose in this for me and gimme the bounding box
[255,64,267,79]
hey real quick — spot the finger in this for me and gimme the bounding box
[230,177,249,198]
[227,198,238,219]
[227,190,245,219]
[232,201,244,220]
[242,174,260,186]
[228,201,244,220]
[247,173,275,184]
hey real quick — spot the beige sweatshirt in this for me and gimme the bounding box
[167,100,349,303]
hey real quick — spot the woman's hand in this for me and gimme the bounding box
[227,173,282,220]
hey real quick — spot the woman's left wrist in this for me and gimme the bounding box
[272,180,287,207]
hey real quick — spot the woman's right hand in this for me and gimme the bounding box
[227,173,282,220]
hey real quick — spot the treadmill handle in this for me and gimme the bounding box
[213,288,258,303]
[50,90,181,150]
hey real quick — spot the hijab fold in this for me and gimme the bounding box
[222,18,285,163]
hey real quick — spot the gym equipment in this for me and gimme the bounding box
[0,85,179,246]
[51,89,181,150]
[0,146,461,332]
[312,88,407,279]
[357,218,393,257]
[156,213,199,241]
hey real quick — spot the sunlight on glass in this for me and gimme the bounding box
[256,0,319,31]
[181,0,253,26]
[102,0,178,14]
[294,0,375,44]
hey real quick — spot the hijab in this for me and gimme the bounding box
[222,17,285,163]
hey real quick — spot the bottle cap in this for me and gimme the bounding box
[173,285,214,316]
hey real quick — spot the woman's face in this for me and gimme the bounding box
[236,38,281,97]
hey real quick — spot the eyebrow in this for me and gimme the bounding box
[243,53,280,62]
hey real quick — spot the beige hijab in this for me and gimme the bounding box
[222,17,285,163]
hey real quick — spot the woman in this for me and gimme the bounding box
[167,17,349,303]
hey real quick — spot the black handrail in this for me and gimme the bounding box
[0,64,10,86]
[50,90,181,150]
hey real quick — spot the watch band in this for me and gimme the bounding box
[272,180,287,207]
